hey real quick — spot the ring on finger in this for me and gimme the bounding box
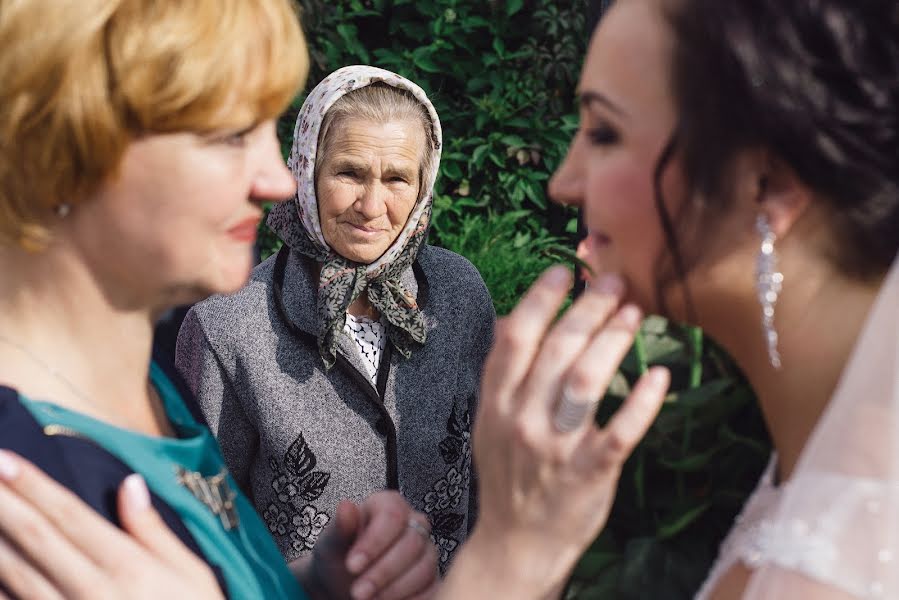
[407,517,431,541]
[553,385,600,433]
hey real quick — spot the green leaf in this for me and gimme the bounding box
[675,379,735,408]
[346,9,380,18]
[640,335,684,363]
[658,446,720,472]
[506,0,525,17]
[570,548,619,579]
[411,48,441,73]
[657,503,711,540]
[471,144,490,169]
[336,22,357,43]
[461,16,491,29]
[500,134,527,148]
[440,161,464,180]
[523,180,546,208]
[718,423,771,455]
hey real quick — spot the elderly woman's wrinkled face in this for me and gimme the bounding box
[316,118,425,263]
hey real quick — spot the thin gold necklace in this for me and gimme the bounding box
[0,334,94,404]
[0,337,228,520]
[0,334,169,435]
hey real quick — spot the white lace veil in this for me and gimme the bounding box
[745,255,899,598]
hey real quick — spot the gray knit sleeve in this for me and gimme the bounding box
[175,308,259,498]
[463,275,497,532]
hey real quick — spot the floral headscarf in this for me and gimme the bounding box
[267,66,443,369]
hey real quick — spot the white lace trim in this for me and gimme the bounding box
[344,313,386,386]
[696,456,898,599]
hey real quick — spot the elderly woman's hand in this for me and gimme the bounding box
[295,490,438,600]
[442,266,669,599]
[0,450,223,600]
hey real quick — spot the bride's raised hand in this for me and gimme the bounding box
[0,450,223,600]
[446,266,669,598]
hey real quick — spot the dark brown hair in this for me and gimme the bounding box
[653,0,898,311]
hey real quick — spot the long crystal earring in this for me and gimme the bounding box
[755,214,783,369]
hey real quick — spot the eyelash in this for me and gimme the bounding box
[213,126,254,147]
[585,124,620,146]
[337,172,409,184]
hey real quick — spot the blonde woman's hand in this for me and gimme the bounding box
[443,267,669,599]
[0,450,223,600]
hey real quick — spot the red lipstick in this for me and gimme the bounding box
[227,217,261,242]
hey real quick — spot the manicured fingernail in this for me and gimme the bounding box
[123,474,151,512]
[544,266,570,288]
[619,305,642,327]
[594,273,623,295]
[347,551,368,574]
[0,450,20,481]
[350,579,375,600]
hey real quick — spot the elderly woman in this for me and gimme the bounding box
[175,65,495,568]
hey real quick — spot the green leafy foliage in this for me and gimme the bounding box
[434,209,576,315]
[565,320,770,598]
[266,0,589,269]
[272,2,771,597]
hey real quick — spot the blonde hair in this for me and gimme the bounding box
[316,83,437,202]
[0,0,308,250]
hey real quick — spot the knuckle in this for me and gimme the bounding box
[547,444,570,469]
[607,312,640,335]
[382,506,407,528]
[512,419,541,450]
[377,489,405,508]
[53,503,83,535]
[602,429,629,459]
[16,517,47,546]
[540,335,572,361]
[494,319,525,348]
[364,568,389,591]
[565,367,595,396]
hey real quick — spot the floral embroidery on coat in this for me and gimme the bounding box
[264,433,331,553]
[422,403,472,571]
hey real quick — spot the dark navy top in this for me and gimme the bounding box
[0,359,230,597]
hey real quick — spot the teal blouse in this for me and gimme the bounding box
[19,362,308,600]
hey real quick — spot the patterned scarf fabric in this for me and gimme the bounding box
[267,66,443,369]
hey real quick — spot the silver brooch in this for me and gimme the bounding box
[175,467,240,530]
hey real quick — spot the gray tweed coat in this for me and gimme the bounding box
[175,244,495,568]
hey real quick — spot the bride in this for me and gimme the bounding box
[547,0,898,596]
[0,0,896,598]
